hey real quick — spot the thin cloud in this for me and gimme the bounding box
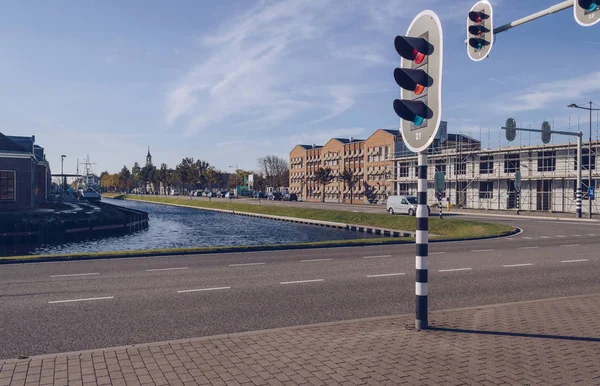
[496,71,600,113]
[488,77,506,85]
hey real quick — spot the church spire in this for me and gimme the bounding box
[146,146,152,166]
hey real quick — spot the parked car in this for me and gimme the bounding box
[386,195,430,216]
[253,192,266,199]
[283,193,298,201]
[267,192,282,201]
[225,192,235,199]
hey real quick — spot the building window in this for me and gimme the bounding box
[399,163,409,178]
[454,158,466,175]
[480,155,493,174]
[504,154,520,173]
[0,171,16,201]
[574,148,596,170]
[479,181,493,199]
[537,151,556,172]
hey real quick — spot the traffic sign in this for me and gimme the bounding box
[515,170,521,190]
[574,0,600,27]
[395,10,443,153]
[588,186,595,199]
[434,171,445,192]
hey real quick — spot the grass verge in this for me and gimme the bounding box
[103,194,514,240]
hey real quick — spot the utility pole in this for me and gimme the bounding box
[569,102,600,218]
[61,154,67,191]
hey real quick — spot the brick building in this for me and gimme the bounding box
[0,133,51,211]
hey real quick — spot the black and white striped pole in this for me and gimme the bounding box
[416,152,429,330]
[577,133,583,218]
[516,189,520,215]
[393,10,442,331]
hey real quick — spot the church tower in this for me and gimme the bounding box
[146,146,152,166]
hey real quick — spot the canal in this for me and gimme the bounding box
[19,199,377,255]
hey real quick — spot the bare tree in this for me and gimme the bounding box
[257,155,289,188]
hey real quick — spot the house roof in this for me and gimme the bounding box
[381,129,399,136]
[298,144,323,149]
[0,132,29,152]
[446,133,480,144]
[333,138,364,144]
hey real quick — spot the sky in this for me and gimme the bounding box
[1,0,600,176]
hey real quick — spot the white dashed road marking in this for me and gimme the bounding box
[561,259,588,263]
[49,296,114,304]
[560,244,579,247]
[555,235,566,238]
[362,255,392,259]
[146,267,189,272]
[572,235,582,237]
[301,259,332,263]
[366,273,405,278]
[521,237,533,240]
[587,234,597,236]
[471,249,494,252]
[503,263,533,268]
[178,287,230,293]
[229,263,266,267]
[539,236,550,239]
[50,273,99,278]
[280,279,324,285]
[517,246,539,250]
[438,268,472,273]
[430,252,446,255]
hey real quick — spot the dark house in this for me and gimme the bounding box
[0,133,51,211]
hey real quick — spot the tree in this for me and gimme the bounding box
[140,165,157,193]
[156,163,169,194]
[314,167,334,203]
[257,155,289,188]
[176,157,195,192]
[131,162,142,191]
[340,169,358,204]
[205,168,220,191]
[194,160,211,189]
[119,166,131,191]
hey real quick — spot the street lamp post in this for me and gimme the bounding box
[569,102,600,218]
[229,164,238,198]
[61,154,67,192]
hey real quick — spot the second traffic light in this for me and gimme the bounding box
[574,0,600,27]
[467,0,494,61]
[394,10,443,153]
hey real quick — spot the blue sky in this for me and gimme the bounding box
[1,0,599,175]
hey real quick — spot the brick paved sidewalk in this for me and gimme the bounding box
[2,294,600,386]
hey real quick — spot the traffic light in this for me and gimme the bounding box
[541,121,551,144]
[505,118,516,142]
[574,0,600,26]
[467,0,494,62]
[394,10,443,153]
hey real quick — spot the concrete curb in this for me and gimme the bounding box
[454,210,599,222]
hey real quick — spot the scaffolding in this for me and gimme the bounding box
[393,123,600,214]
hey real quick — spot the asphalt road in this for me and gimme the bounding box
[2,223,600,360]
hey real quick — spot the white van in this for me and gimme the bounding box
[386,195,430,216]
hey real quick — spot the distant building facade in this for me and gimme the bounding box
[0,133,51,211]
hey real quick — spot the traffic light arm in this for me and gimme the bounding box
[464,0,572,43]
[500,126,583,137]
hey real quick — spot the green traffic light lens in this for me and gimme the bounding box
[413,116,424,126]
[589,3,598,11]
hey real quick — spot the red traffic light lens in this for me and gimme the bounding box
[414,84,425,95]
[413,49,425,64]
[475,15,483,23]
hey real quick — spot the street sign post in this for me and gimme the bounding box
[515,170,521,215]
[435,171,445,219]
[393,10,443,331]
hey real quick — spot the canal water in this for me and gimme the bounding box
[16,199,376,255]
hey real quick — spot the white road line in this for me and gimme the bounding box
[517,246,539,250]
[146,267,189,272]
[48,296,114,304]
[366,273,405,278]
[572,235,582,237]
[560,244,579,247]
[539,236,550,239]
[503,263,533,268]
[300,259,332,263]
[177,287,230,293]
[430,252,446,255]
[362,255,392,259]
[555,235,566,238]
[50,273,99,278]
[280,279,324,285]
[587,234,597,236]
[438,268,472,273]
[471,249,494,252]
[521,237,533,240]
[229,263,266,267]
[561,259,588,263]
